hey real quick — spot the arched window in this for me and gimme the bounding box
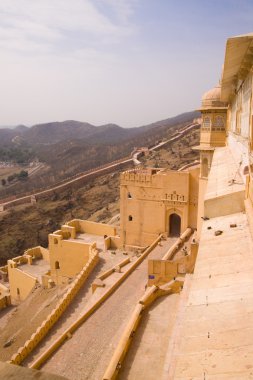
[128,215,133,221]
[213,115,225,130]
[203,116,211,129]
[55,261,60,270]
[128,192,132,199]
[53,238,58,244]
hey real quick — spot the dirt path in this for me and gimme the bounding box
[36,238,176,380]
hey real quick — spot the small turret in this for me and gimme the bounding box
[199,84,228,148]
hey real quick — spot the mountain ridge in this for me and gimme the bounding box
[0,110,200,200]
[0,111,199,146]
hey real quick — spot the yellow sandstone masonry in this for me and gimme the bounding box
[120,166,199,247]
[29,235,163,370]
[102,278,184,380]
[9,251,99,366]
[4,32,253,380]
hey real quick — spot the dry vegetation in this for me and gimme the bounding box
[143,130,199,169]
[0,112,199,198]
[0,167,124,266]
[0,127,199,266]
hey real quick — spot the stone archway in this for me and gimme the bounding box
[169,213,181,237]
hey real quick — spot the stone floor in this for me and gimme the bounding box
[120,293,180,380]
[75,233,105,251]
[0,361,67,380]
[39,238,176,380]
[166,212,253,379]
[20,259,50,284]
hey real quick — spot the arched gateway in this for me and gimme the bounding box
[169,213,181,237]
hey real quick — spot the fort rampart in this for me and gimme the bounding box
[0,123,199,212]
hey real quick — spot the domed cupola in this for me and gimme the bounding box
[199,84,228,151]
[195,84,228,179]
[201,84,227,110]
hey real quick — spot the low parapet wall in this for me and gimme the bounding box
[162,228,192,260]
[92,257,130,292]
[204,190,245,218]
[76,219,117,236]
[148,243,198,287]
[147,228,198,287]
[29,235,162,370]
[9,250,99,366]
[64,219,117,241]
[24,246,50,262]
[104,236,121,250]
[102,278,184,380]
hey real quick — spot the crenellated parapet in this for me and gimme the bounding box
[120,165,200,247]
[120,168,159,185]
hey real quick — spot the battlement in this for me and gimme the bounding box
[120,168,162,184]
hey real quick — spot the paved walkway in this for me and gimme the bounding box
[166,212,253,379]
[161,144,253,379]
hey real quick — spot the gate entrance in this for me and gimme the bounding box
[169,213,181,237]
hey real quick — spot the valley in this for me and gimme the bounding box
[0,122,200,265]
[0,111,199,198]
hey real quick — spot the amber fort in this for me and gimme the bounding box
[1,32,253,379]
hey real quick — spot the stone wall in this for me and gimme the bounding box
[10,250,99,366]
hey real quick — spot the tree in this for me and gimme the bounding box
[18,170,28,181]
[7,175,15,183]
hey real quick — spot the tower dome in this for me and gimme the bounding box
[201,84,227,109]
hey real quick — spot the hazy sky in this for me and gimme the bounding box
[1,0,253,128]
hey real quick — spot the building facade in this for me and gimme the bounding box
[221,34,253,214]
[170,33,253,379]
[120,166,199,247]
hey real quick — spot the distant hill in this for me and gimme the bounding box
[0,110,200,197]
[14,125,29,133]
[0,128,19,144]
[0,111,200,147]
[137,111,199,132]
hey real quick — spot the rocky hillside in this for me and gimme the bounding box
[0,125,200,265]
[0,111,200,198]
